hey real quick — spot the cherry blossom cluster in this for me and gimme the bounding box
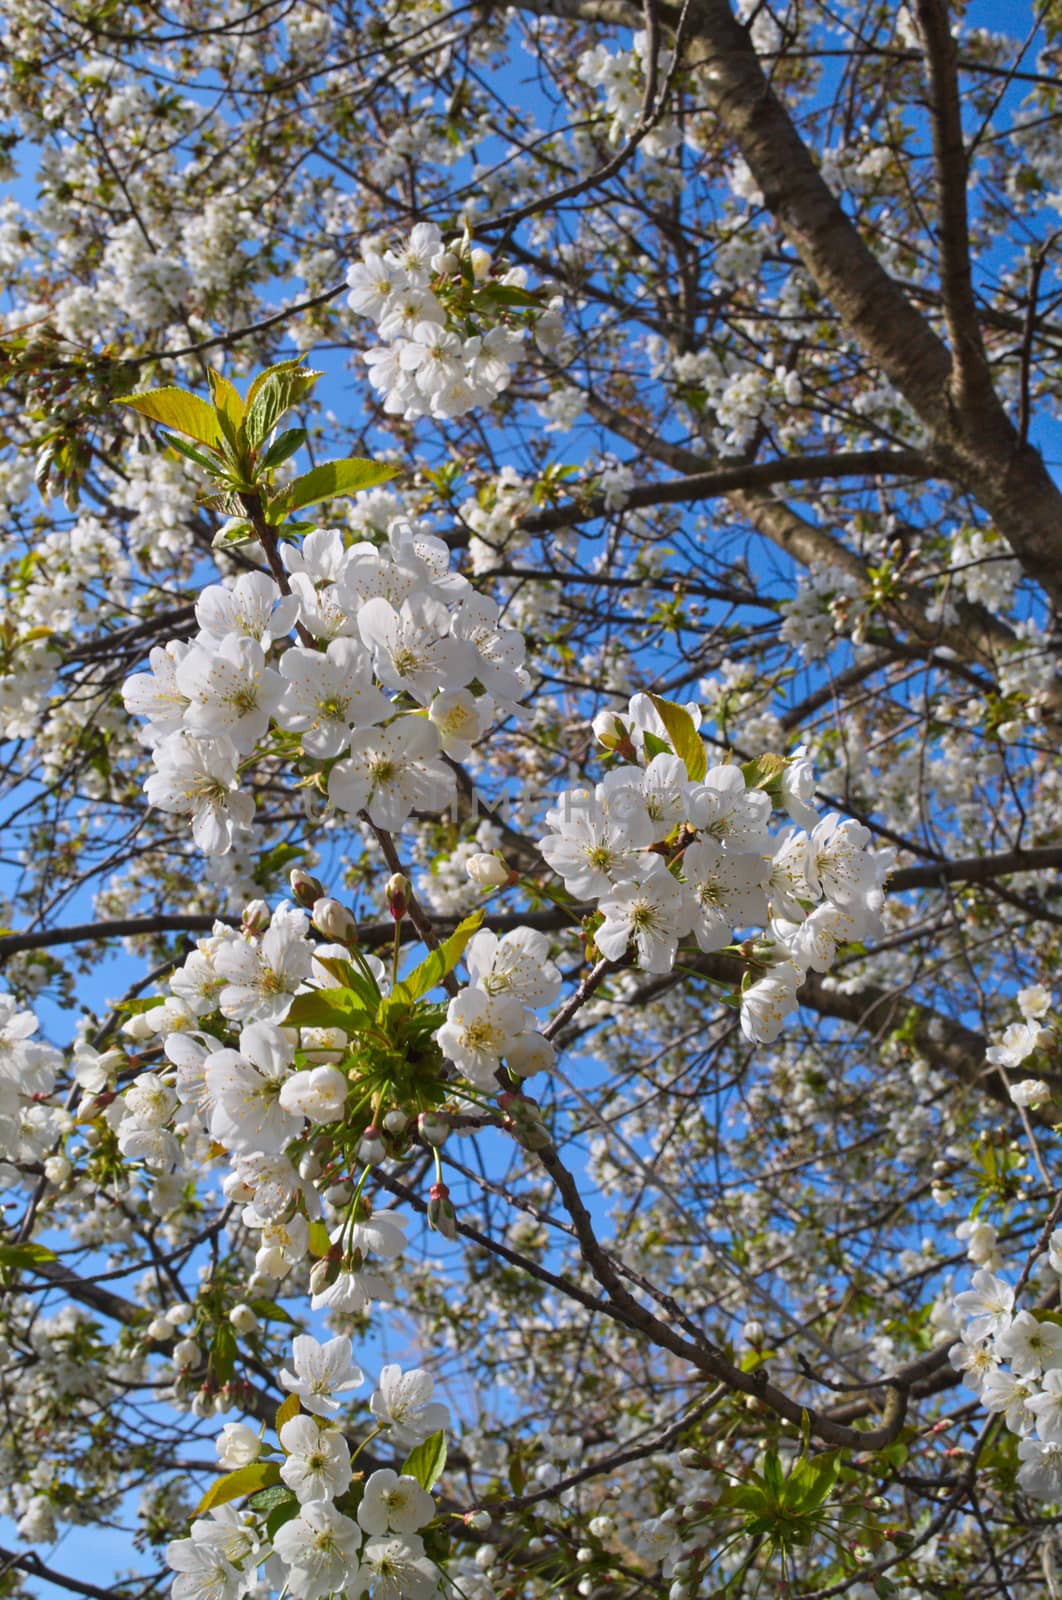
[167,1333,447,1600]
[436,926,562,1090]
[539,696,894,1042]
[345,222,532,420]
[122,522,528,854]
[576,31,679,161]
[945,986,1060,1497]
[0,994,64,1185]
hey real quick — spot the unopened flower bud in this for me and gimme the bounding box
[312,896,357,943]
[591,710,626,750]
[465,853,508,890]
[309,1255,341,1295]
[289,868,325,909]
[146,1316,171,1341]
[228,1303,260,1335]
[222,1170,256,1204]
[358,1125,386,1164]
[120,1011,157,1042]
[386,873,410,921]
[173,1337,201,1370]
[216,1422,261,1469]
[241,899,271,934]
[427,1181,458,1240]
[191,1386,215,1419]
[465,1509,491,1532]
[743,1319,766,1347]
[418,1111,449,1147]
[383,1109,408,1134]
[498,1092,551,1150]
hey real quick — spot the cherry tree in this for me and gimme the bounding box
[0,1,1060,1596]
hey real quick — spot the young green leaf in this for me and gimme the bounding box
[246,360,321,411]
[249,1297,298,1325]
[474,282,544,310]
[245,372,293,451]
[209,1320,238,1385]
[208,369,245,432]
[740,752,787,792]
[259,427,307,472]
[163,432,222,474]
[193,1461,282,1518]
[270,457,400,519]
[248,1483,297,1515]
[283,988,372,1032]
[276,1392,301,1440]
[308,1220,332,1258]
[647,693,707,782]
[401,1429,447,1491]
[395,909,485,1004]
[265,1495,302,1540]
[117,388,221,448]
[0,1241,58,1281]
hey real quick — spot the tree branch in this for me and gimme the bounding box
[515,449,931,534]
[914,0,993,409]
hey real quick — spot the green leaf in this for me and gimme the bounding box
[246,360,321,412]
[761,1448,785,1500]
[117,388,221,448]
[116,995,166,1014]
[276,1392,301,1441]
[647,693,707,782]
[248,1483,296,1514]
[265,1494,301,1540]
[785,1451,840,1514]
[283,988,372,1032]
[395,910,484,1004]
[194,1461,281,1517]
[0,1241,57,1280]
[259,428,307,471]
[270,457,399,519]
[308,1220,331,1258]
[208,369,245,432]
[312,960,382,1014]
[475,282,544,310]
[252,841,308,888]
[249,1297,298,1325]
[163,432,222,473]
[642,729,670,760]
[245,373,292,452]
[401,1429,447,1492]
[209,1319,238,1385]
[741,752,787,791]
[716,1483,767,1515]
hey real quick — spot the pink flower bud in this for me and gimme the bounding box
[427,1181,458,1240]
[417,1111,449,1147]
[386,872,410,921]
[357,1125,386,1164]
